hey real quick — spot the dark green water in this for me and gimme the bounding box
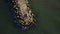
[0,0,60,34]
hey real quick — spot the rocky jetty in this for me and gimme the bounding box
[9,0,36,30]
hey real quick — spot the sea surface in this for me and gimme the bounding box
[0,0,60,34]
